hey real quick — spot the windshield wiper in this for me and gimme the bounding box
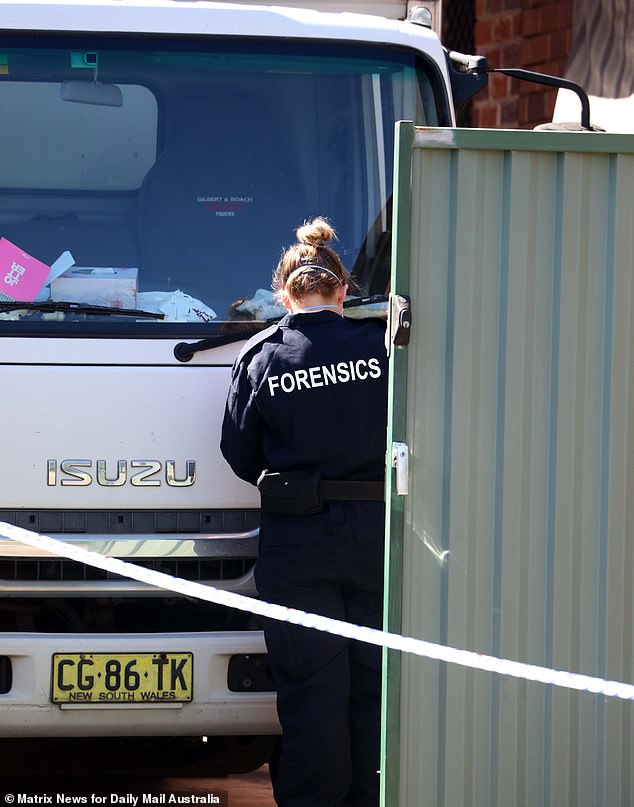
[174,327,270,362]
[0,300,165,319]
[343,294,388,309]
[173,295,390,362]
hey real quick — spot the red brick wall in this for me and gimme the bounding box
[472,0,573,129]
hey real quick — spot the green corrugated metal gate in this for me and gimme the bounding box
[382,123,634,807]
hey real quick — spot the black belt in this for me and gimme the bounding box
[320,480,384,501]
[257,469,384,516]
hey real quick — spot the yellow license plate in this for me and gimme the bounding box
[51,652,193,704]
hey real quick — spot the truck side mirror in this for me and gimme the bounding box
[445,51,489,108]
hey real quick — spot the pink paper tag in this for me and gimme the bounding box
[0,238,50,302]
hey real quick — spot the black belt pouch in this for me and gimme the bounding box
[257,470,322,516]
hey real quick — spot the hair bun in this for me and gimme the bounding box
[296,217,336,247]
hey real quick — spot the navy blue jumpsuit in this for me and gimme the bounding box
[221,309,388,807]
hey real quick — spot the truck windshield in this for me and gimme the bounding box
[0,36,446,335]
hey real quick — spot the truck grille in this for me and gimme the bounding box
[0,509,259,535]
[0,509,259,585]
[0,556,254,583]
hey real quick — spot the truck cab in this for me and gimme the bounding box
[0,0,460,775]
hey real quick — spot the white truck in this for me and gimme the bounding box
[0,0,491,777]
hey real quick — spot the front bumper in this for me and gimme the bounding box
[0,630,279,737]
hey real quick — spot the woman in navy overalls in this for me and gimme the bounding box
[221,218,388,807]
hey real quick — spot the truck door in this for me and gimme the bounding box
[383,122,634,807]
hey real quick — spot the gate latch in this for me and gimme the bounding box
[392,442,409,496]
[387,294,412,353]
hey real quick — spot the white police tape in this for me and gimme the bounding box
[3,520,634,701]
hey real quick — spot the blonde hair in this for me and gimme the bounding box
[273,217,348,302]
